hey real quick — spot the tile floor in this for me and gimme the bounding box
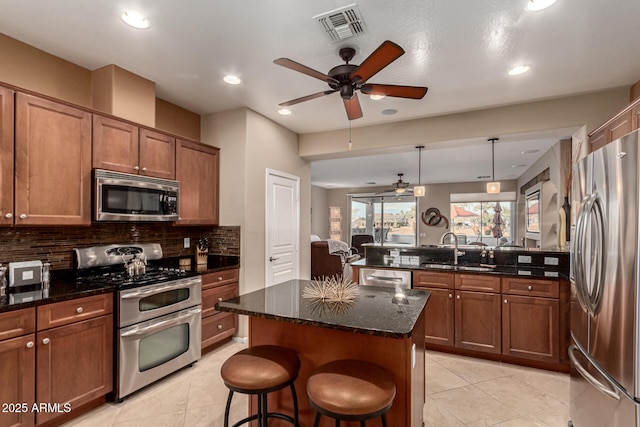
[62,342,570,427]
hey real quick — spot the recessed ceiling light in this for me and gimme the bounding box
[508,65,530,76]
[223,75,242,85]
[526,0,557,11]
[381,109,397,115]
[512,164,526,168]
[522,149,540,154]
[370,94,386,100]
[278,108,292,115]
[121,10,150,29]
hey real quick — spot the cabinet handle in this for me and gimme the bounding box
[4,213,12,219]
[19,214,27,219]
[217,324,223,330]
[218,277,223,281]
[527,285,533,291]
[504,299,508,304]
[134,166,140,171]
[76,307,83,314]
[42,338,50,345]
[456,295,460,300]
[217,297,223,302]
[26,341,34,348]
[448,294,453,299]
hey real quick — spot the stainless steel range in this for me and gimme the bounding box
[75,243,202,401]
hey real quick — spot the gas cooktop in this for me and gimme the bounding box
[76,265,199,290]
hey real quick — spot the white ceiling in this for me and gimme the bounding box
[1,0,639,187]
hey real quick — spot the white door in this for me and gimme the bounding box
[266,169,300,287]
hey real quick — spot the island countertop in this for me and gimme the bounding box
[216,279,430,339]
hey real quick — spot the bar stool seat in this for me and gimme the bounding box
[221,345,300,427]
[307,359,396,426]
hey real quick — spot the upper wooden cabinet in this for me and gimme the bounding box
[589,97,640,152]
[15,93,92,225]
[176,139,219,225]
[93,115,176,180]
[0,87,14,226]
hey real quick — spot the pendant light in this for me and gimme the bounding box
[486,138,501,194]
[414,145,426,197]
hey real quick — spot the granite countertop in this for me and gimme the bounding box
[352,259,568,279]
[0,254,240,314]
[216,279,430,339]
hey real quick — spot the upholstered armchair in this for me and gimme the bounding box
[311,241,344,280]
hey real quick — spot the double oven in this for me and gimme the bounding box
[75,243,202,401]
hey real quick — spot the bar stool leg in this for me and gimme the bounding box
[381,413,387,427]
[334,419,340,427]
[260,394,268,427]
[313,412,321,427]
[289,383,299,427]
[224,390,234,427]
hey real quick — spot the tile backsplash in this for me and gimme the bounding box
[0,224,240,269]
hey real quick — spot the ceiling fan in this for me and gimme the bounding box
[273,40,428,120]
[377,173,413,195]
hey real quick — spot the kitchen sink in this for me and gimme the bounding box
[457,265,494,272]
[421,263,455,270]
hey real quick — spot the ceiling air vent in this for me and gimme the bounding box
[313,4,366,42]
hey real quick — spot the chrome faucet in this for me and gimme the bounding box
[440,232,465,265]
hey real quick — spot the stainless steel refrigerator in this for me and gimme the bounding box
[569,129,640,426]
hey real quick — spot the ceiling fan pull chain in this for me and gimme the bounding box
[348,115,352,150]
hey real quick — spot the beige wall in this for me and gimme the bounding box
[311,185,329,239]
[300,89,629,159]
[0,32,200,138]
[201,107,311,337]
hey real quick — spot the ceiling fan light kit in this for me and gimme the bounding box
[487,137,501,194]
[273,40,428,120]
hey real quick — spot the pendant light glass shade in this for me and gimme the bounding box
[486,138,500,194]
[415,145,425,197]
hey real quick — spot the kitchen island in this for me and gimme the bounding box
[217,279,429,427]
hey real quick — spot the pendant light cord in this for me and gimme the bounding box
[492,139,495,181]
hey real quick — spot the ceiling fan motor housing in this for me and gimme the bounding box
[328,64,359,99]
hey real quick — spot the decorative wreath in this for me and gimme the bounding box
[421,207,449,228]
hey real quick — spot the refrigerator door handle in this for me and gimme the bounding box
[580,193,606,316]
[572,197,590,313]
[569,344,621,401]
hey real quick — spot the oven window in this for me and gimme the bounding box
[139,324,189,372]
[102,185,166,215]
[139,289,190,311]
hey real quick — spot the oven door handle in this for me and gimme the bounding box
[121,280,197,299]
[120,308,202,337]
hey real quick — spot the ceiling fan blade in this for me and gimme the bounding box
[343,93,363,120]
[274,58,339,84]
[349,40,404,83]
[279,90,337,107]
[361,84,428,99]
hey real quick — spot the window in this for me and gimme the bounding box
[350,195,416,245]
[449,201,515,246]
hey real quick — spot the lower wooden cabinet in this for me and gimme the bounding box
[0,294,113,427]
[201,269,239,352]
[423,288,455,346]
[454,290,502,354]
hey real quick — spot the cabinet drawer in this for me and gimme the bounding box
[202,312,236,348]
[413,271,454,289]
[37,293,114,331]
[202,268,239,289]
[455,274,501,292]
[0,307,35,341]
[502,278,559,298]
[202,283,238,318]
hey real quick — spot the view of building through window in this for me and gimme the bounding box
[351,196,416,246]
[449,201,516,246]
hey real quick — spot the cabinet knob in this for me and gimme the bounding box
[456,295,460,300]
[26,341,34,348]
[142,167,147,171]
[504,299,508,304]
[527,285,533,291]
[4,213,12,219]
[448,293,453,299]
[42,338,50,345]
[19,214,27,219]
[217,324,223,330]
[218,277,223,281]
[217,297,223,302]
[134,166,140,171]
[76,307,83,314]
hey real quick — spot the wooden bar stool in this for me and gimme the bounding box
[307,359,396,426]
[221,345,300,427]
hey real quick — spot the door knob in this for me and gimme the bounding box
[269,257,279,262]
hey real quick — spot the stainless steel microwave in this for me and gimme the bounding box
[94,169,179,222]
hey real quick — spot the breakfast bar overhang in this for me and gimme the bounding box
[217,279,429,427]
